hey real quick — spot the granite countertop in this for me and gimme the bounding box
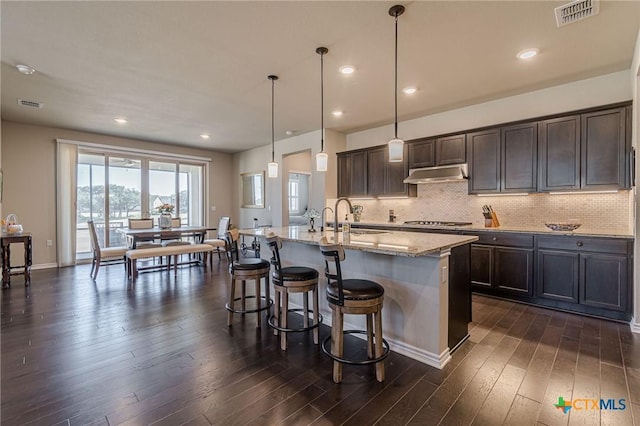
[239,226,478,258]
[346,221,633,239]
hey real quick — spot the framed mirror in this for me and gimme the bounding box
[241,171,265,208]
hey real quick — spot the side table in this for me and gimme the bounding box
[1,233,32,288]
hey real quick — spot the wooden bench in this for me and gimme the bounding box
[126,244,214,279]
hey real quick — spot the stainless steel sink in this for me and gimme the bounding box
[349,229,388,235]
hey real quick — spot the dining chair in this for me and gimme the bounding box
[161,218,191,246]
[127,218,162,249]
[88,220,129,279]
[203,216,230,265]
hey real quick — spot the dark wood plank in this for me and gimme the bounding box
[2,265,639,426]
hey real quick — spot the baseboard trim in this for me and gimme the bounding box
[31,263,58,271]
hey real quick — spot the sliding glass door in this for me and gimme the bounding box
[76,151,205,256]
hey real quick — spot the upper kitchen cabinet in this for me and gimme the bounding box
[337,150,367,198]
[501,123,537,193]
[437,134,466,165]
[337,145,416,198]
[408,138,436,168]
[407,134,466,169]
[467,128,500,193]
[538,115,580,191]
[581,107,627,190]
[368,145,416,197]
[539,105,629,192]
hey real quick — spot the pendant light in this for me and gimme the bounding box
[388,4,405,162]
[315,46,329,172]
[267,75,279,178]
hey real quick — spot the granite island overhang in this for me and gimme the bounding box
[239,226,478,369]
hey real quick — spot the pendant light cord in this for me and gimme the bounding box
[394,13,399,139]
[320,49,325,152]
[271,77,275,162]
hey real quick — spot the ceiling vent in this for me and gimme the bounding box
[17,99,43,108]
[555,0,600,27]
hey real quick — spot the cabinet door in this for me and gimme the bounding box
[470,244,492,288]
[494,247,534,295]
[468,128,500,193]
[386,145,410,195]
[367,147,386,196]
[437,134,466,165]
[337,153,350,197]
[408,138,435,168]
[581,107,626,189]
[539,115,580,191]
[350,151,368,197]
[536,249,579,303]
[502,123,537,192]
[580,253,628,312]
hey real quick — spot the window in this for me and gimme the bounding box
[76,150,205,256]
[288,176,300,214]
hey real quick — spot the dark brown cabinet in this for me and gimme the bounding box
[337,145,415,198]
[536,236,631,315]
[437,134,466,165]
[408,134,466,169]
[581,107,627,189]
[502,123,537,192]
[539,106,628,192]
[467,128,500,193]
[468,232,534,296]
[408,138,435,168]
[337,151,367,198]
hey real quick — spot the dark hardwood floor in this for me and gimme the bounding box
[2,260,639,425]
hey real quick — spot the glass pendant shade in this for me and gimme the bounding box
[316,151,328,172]
[388,138,404,162]
[268,161,278,178]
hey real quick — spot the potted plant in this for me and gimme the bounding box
[157,203,175,229]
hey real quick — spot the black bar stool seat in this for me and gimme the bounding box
[266,234,322,350]
[319,237,389,383]
[225,229,272,328]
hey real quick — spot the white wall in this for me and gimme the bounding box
[232,128,345,229]
[347,71,632,151]
[631,29,640,332]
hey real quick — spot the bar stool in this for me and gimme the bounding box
[319,238,389,383]
[225,229,272,328]
[265,234,322,350]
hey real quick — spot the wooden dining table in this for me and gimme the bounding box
[120,226,214,249]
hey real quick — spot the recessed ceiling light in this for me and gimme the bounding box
[200,134,210,139]
[114,118,128,124]
[339,65,355,75]
[16,64,35,75]
[402,86,417,95]
[517,48,539,60]
[332,110,343,117]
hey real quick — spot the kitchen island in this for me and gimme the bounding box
[239,226,478,369]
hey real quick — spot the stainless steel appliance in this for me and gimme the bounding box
[404,220,473,227]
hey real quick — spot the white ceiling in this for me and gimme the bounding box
[2,1,639,154]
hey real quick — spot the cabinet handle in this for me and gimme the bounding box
[576,241,583,247]
[492,237,498,241]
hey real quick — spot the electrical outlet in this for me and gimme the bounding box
[46,240,53,247]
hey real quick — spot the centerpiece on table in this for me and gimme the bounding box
[303,208,320,232]
[157,203,175,229]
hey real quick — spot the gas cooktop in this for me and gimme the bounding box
[404,220,473,227]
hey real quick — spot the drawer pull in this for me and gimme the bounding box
[492,237,498,241]
[576,242,583,247]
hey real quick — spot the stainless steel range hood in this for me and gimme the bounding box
[403,164,469,184]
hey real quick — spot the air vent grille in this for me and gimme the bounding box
[555,0,600,27]
[17,99,43,108]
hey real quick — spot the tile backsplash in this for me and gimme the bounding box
[328,182,633,234]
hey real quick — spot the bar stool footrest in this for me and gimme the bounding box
[321,330,390,366]
[225,295,273,314]
[267,308,323,333]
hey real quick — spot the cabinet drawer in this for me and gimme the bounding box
[470,232,534,248]
[537,236,629,254]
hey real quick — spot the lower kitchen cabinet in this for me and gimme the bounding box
[535,235,631,320]
[468,232,534,296]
